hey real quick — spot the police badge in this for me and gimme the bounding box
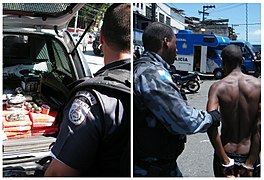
[69,98,90,125]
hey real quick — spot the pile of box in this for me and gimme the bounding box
[2,105,58,139]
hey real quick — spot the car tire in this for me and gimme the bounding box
[214,69,223,79]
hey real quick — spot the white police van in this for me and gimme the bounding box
[173,30,230,79]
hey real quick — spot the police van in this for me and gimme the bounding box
[173,30,230,79]
[230,40,260,77]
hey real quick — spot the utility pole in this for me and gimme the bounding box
[74,11,79,33]
[198,5,215,23]
[246,3,248,41]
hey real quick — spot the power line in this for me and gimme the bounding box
[232,23,260,26]
[209,3,245,14]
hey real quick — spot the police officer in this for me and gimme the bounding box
[45,3,131,177]
[133,22,221,177]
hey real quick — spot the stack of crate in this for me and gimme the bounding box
[29,111,58,136]
[2,105,58,139]
[2,111,32,139]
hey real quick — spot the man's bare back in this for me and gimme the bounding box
[207,44,260,177]
[211,70,260,155]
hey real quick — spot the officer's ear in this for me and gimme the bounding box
[163,37,169,49]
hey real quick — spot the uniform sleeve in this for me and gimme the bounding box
[51,90,103,171]
[134,64,213,135]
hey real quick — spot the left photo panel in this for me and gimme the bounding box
[2,3,131,177]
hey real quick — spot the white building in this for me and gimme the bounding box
[133,3,187,34]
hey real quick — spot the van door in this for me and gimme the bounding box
[193,46,201,71]
[200,46,207,73]
[206,47,222,73]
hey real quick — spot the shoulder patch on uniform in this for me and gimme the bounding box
[158,70,172,82]
[68,98,91,125]
[75,91,97,106]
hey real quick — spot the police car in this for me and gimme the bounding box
[2,3,104,177]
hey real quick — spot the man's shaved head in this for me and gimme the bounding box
[221,44,243,66]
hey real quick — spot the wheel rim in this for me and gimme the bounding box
[215,70,222,79]
[187,81,200,92]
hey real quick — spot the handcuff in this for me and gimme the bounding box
[241,163,255,171]
[222,157,234,168]
[222,157,255,171]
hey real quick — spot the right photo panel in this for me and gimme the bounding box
[133,3,261,177]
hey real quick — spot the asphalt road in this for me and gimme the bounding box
[177,79,217,177]
[82,43,104,75]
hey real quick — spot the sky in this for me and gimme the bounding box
[167,3,261,45]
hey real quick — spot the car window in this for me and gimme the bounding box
[52,40,72,78]
[3,33,74,81]
[3,35,29,59]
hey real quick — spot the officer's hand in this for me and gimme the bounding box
[237,163,254,177]
[208,109,221,127]
[222,166,235,178]
[237,168,253,177]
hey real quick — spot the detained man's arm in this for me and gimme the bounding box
[238,102,261,177]
[206,84,231,166]
[45,158,80,177]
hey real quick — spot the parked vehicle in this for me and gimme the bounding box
[174,30,259,79]
[172,72,201,93]
[71,33,82,44]
[252,44,261,58]
[2,3,104,177]
[92,34,103,56]
[230,40,260,77]
[173,30,230,79]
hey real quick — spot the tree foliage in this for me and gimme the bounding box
[68,3,110,33]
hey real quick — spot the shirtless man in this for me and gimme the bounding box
[206,44,261,177]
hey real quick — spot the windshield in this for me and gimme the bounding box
[245,41,256,56]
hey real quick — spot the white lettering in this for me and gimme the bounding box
[176,38,186,42]
[176,57,188,62]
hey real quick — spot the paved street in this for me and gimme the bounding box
[82,43,104,75]
[177,79,217,177]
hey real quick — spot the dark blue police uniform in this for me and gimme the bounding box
[133,52,217,176]
[51,59,130,177]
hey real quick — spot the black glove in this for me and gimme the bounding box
[208,109,221,127]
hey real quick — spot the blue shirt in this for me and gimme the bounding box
[134,51,213,135]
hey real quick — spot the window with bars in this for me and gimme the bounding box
[166,16,171,26]
[159,13,164,23]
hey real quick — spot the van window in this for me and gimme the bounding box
[239,45,252,59]
[203,37,215,43]
[3,35,29,59]
[52,40,72,78]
